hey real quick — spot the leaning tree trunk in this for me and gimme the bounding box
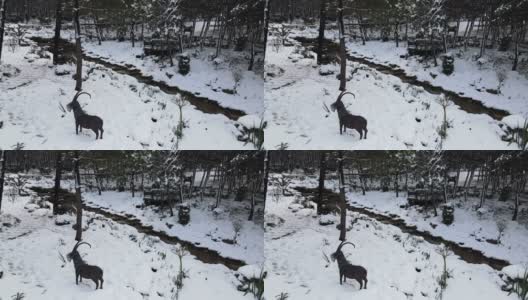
[317,0,327,65]
[337,0,346,91]
[317,151,326,215]
[73,0,82,91]
[74,151,83,241]
[53,151,62,215]
[0,150,6,214]
[338,151,347,241]
[0,0,7,64]
[52,0,63,65]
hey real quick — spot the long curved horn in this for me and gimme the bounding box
[336,241,356,252]
[337,91,356,103]
[72,241,92,252]
[73,91,92,103]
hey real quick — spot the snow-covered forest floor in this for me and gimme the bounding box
[0,23,263,150]
[264,23,525,150]
[292,174,528,264]
[83,189,264,264]
[264,172,527,300]
[0,175,259,300]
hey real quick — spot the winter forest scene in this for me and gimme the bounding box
[264,0,528,150]
[265,151,528,300]
[0,150,265,299]
[0,0,265,150]
[2,0,528,299]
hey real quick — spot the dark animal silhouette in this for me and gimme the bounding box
[331,241,368,289]
[66,91,104,140]
[330,91,368,139]
[67,241,104,290]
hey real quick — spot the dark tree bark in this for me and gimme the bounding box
[74,151,83,241]
[0,0,7,64]
[248,180,256,221]
[317,0,326,65]
[0,150,6,214]
[337,0,346,91]
[263,0,271,54]
[131,173,135,197]
[52,0,63,65]
[263,151,270,197]
[338,151,347,241]
[317,151,326,215]
[73,0,83,91]
[53,151,62,215]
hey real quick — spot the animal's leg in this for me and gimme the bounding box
[364,279,368,289]
[339,273,342,285]
[79,276,82,282]
[76,273,79,284]
[100,278,104,289]
[100,129,104,139]
[364,129,368,139]
[93,129,99,140]
[94,279,99,290]
[358,128,363,139]
[339,122,343,135]
[75,123,79,135]
[359,279,363,289]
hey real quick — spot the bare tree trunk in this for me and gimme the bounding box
[130,173,135,197]
[317,0,326,65]
[248,180,255,221]
[263,151,270,197]
[74,151,83,241]
[0,0,7,64]
[263,0,271,54]
[337,0,346,91]
[73,0,83,91]
[0,150,6,214]
[317,151,326,215]
[338,151,347,241]
[53,0,63,65]
[512,172,525,221]
[53,151,62,215]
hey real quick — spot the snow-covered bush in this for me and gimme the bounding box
[235,265,266,300]
[235,115,266,150]
[502,265,528,300]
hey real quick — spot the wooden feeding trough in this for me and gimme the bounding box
[143,187,181,206]
[408,38,444,56]
[407,188,428,206]
[144,38,182,56]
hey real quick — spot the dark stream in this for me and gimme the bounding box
[293,186,511,271]
[30,37,246,121]
[294,37,510,121]
[30,186,246,270]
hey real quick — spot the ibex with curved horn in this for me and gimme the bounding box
[330,91,368,139]
[66,241,104,289]
[66,91,104,140]
[331,241,368,289]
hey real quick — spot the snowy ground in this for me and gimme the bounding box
[83,191,264,264]
[264,23,519,150]
[0,182,255,300]
[346,41,528,117]
[83,41,264,115]
[265,173,521,300]
[0,24,259,150]
[287,174,528,265]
